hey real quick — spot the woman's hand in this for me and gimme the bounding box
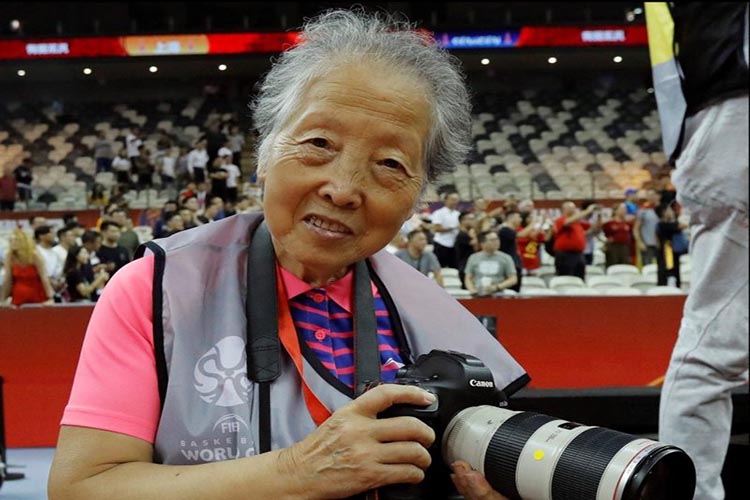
[283,384,436,498]
[451,461,509,500]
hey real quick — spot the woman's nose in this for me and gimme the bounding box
[317,158,364,209]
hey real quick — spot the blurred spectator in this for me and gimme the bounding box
[498,211,523,293]
[227,124,246,166]
[395,230,443,287]
[602,203,634,267]
[111,208,140,259]
[13,160,32,203]
[221,153,242,203]
[455,211,478,289]
[97,221,131,275]
[208,155,229,201]
[516,212,551,276]
[198,198,222,224]
[655,203,689,288]
[179,207,199,230]
[178,182,197,204]
[35,225,64,292]
[195,182,210,212]
[153,200,180,238]
[553,201,598,279]
[134,145,154,190]
[464,231,517,297]
[430,191,461,269]
[581,199,603,265]
[125,126,143,162]
[503,194,519,213]
[656,174,677,211]
[156,147,177,189]
[64,246,109,302]
[163,211,185,237]
[52,225,77,272]
[28,215,47,231]
[1,229,54,306]
[89,183,109,208]
[235,195,262,214]
[624,188,639,219]
[217,139,233,160]
[112,150,132,185]
[473,197,502,232]
[0,168,17,211]
[175,146,190,185]
[634,189,662,266]
[203,120,227,162]
[93,130,114,173]
[187,139,209,183]
[81,229,103,271]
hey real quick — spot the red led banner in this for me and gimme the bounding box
[0,32,301,60]
[517,25,648,47]
[0,26,645,61]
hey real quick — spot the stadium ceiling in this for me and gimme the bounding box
[0,47,650,84]
[1,2,645,37]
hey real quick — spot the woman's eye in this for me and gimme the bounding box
[381,159,404,170]
[309,138,329,148]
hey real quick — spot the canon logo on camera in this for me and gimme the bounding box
[469,379,494,388]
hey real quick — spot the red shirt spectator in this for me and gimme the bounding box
[602,219,633,245]
[553,217,590,252]
[516,230,546,270]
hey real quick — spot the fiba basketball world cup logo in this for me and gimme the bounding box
[194,336,251,407]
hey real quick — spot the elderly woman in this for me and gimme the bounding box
[49,10,525,500]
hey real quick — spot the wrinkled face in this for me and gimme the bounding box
[259,61,431,277]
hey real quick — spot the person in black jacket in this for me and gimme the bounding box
[647,4,748,499]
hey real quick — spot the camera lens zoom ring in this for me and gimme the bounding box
[484,412,556,500]
[550,427,637,500]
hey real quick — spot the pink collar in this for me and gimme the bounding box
[278,263,378,313]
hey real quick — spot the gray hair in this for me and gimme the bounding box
[250,8,472,184]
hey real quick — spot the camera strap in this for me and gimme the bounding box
[246,220,381,453]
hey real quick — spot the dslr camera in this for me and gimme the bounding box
[378,350,695,500]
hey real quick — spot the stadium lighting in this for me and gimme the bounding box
[149,65,158,73]
[480,58,490,66]
[218,64,228,71]
[626,11,636,22]
[647,87,655,94]
[83,67,93,75]
[10,19,21,32]
[17,69,26,77]
[547,56,558,64]
[613,56,623,63]
[633,7,643,15]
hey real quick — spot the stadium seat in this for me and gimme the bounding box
[520,276,547,290]
[646,286,686,296]
[549,276,586,291]
[602,287,642,296]
[586,275,623,290]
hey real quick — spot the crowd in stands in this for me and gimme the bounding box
[387,183,687,297]
[0,178,687,307]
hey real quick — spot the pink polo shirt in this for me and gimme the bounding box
[61,255,400,443]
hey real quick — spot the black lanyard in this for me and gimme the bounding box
[245,220,381,453]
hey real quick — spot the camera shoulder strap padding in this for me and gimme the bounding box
[246,220,381,453]
[353,260,382,397]
[246,221,280,454]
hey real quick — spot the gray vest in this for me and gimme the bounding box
[140,212,528,465]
